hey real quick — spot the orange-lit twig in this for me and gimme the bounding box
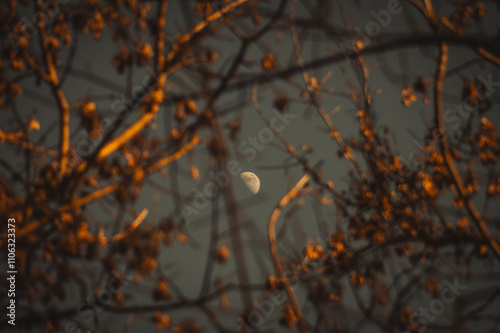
[67,183,120,211]
[106,208,149,242]
[17,182,120,239]
[433,42,500,260]
[409,0,500,68]
[147,136,201,173]
[164,0,255,67]
[96,112,158,162]
[268,174,310,333]
[35,0,70,176]
[18,137,199,239]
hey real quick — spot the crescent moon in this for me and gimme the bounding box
[240,172,261,194]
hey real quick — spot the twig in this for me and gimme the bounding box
[18,137,199,239]
[106,208,149,242]
[433,42,500,260]
[269,174,311,333]
[35,0,70,175]
[408,0,500,68]
[147,136,201,173]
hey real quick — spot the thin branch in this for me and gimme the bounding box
[106,208,149,242]
[269,174,311,333]
[18,136,200,239]
[35,0,70,175]
[433,42,500,260]
[408,0,500,68]
[147,136,201,173]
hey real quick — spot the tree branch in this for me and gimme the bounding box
[433,42,500,260]
[269,174,311,333]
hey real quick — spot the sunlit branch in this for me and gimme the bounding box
[269,174,311,333]
[106,208,149,242]
[35,0,70,176]
[147,135,201,173]
[433,42,500,260]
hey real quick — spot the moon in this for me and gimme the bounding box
[240,172,261,194]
